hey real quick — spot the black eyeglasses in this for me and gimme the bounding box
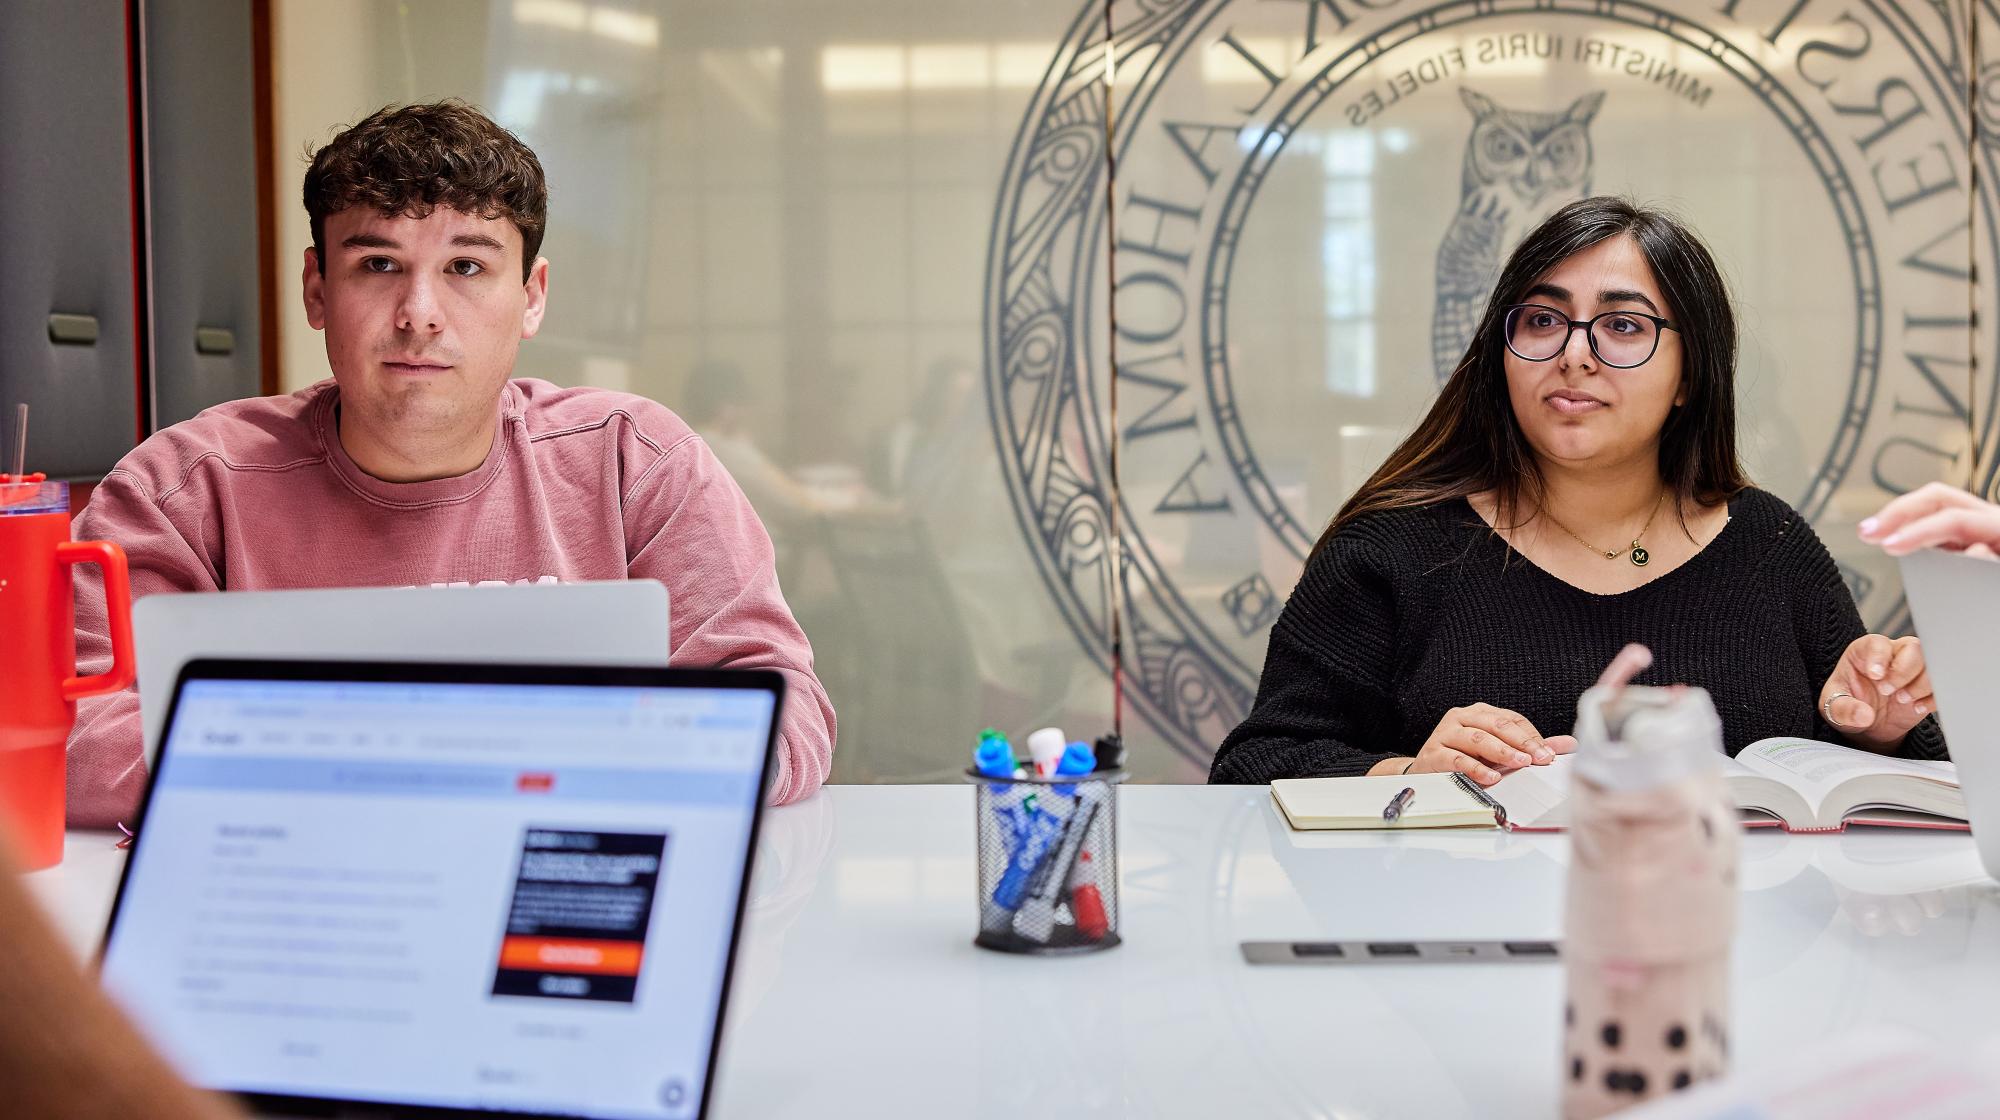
[1502,303,1678,369]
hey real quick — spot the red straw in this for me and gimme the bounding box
[8,403,24,481]
[0,403,33,504]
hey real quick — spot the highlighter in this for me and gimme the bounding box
[1068,849,1109,941]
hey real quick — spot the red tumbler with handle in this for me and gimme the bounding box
[0,475,134,869]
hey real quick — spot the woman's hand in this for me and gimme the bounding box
[1407,703,1576,786]
[1821,634,1933,749]
[1860,481,2000,557]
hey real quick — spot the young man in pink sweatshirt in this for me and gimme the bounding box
[65,101,836,826]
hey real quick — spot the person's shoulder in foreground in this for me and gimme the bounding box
[0,839,243,1119]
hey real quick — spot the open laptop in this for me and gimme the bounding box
[99,658,781,1120]
[134,582,672,767]
[1897,548,2000,881]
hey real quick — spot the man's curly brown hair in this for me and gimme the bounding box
[303,100,547,281]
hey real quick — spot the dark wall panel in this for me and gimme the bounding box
[144,0,262,429]
[0,0,141,479]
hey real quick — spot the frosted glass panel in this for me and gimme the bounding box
[1096,0,1985,761]
[271,0,1986,778]
[274,0,1132,784]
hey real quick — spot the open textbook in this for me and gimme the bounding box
[1270,738,1965,834]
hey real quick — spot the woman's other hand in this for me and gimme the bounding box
[1821,634,1933,748]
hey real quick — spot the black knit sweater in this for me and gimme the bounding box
[1210,488,1946,784]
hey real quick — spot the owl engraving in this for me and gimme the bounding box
[1432,87,1606,381]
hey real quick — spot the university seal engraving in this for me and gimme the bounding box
[986,0,1999,762]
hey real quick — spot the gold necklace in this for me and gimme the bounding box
[1541,491,1668,567]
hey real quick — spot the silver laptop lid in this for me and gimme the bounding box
[135,582,671,767]
[1897,548,2000,881]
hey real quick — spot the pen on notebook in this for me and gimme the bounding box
[1382,786,1416,822]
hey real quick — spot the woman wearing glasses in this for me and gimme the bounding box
[1212,196,1944,786]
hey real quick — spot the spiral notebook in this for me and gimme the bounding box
[1269,771,1510,830]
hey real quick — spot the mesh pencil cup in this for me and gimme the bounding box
[967,767,1124,954]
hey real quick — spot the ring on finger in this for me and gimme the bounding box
[1822,691,1853,725]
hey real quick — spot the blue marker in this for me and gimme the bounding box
[993,802,1069,912]
[1054,741,1096,777]
[975,737,1019,779]
[979,799,1033,932]
[977,728,1036,926]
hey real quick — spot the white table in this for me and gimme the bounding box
[29,786,2000,1118]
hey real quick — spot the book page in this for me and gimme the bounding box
[1720,753,1815,828]
[1487,755,1573,828]
[1492,755,1797,830]
[1743,738,1958,786]
[1737,738,1958,825]
[1744,740,1960,828]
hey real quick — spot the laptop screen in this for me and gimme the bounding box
[100,665,778,1120]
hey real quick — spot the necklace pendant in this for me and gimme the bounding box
[1630,544,1650,567]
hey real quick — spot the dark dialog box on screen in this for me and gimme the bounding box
[491,828,669,1004]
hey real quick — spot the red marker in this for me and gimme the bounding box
[1068,849,1108,941]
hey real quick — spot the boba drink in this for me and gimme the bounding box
[1562,681,1738,1118]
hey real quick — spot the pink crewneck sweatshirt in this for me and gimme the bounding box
[65,378,836,827]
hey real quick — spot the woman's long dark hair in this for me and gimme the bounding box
[1316,196,1748,557]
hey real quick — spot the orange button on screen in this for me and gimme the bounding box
[498,936,644,976]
